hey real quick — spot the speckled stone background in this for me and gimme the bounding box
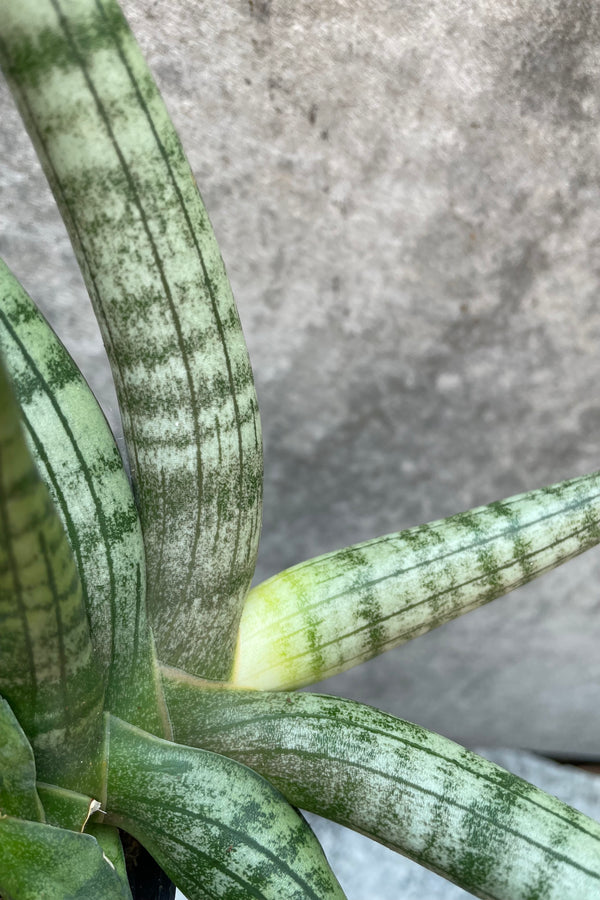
[2,0,600,755]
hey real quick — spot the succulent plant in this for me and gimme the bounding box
[1,2,600,898]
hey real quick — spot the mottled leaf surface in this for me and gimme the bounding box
[0,0,262,680]
[36,782,100,831]
[0,356,104,794]
[0,815,132,900]
[105,716,345,900]
[0,259,168,735]
[234,472,600,689]
[162,674,600,900]
[86,823,130,886]
[0,696,44,821]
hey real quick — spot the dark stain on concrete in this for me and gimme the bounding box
[248,0,273,24]
[508,1,598,123]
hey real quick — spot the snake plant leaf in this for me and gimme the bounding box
[161,674,600,900]
[0,355,104,795]
[233,471,600,690]
[105,715,346,900]
[0,815,133,900]
[86,823,130,886]
[33,799,172,900]
[36,782,101,831]
[0,696,44,821]
[0,258,169,736]
[0,0,263,681]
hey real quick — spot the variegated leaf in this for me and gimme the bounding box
[233,472,600,689]
[162,673,600,900]
[0,815,133,900]
[0,355,104,794]
[0,695,44,821]
[104,715,346,900]
[0,0,263,680]
[0,258,169,736]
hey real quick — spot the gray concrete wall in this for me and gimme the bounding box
[2,0,600,754]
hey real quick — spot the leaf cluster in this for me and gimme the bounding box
[1,2,600,899]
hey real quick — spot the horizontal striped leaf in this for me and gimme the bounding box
[233,471,600,689]
[161,673,600,900]
[0,695,44,822]
[105,715,345,900]
[0,815,132,900]
[0,258,169,736]
[0,355,104,794]
[0,0,263,680]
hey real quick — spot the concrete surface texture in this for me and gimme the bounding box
[2,0,600,753]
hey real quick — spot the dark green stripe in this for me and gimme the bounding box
[0,4,127,86]
[196,705,600,844]
[38,529,69,734]
[154,468,167,596]
[93,0,251,590]
[65,0,204,583]
[249,399,262,564]
[131,561,143,672]
[212,417,223,554]
[0,444,36,693]
[269,489,600,636]
[2,7,142,500]
[6,382,90,633]
[0,309,118,668]
[288,477,600,579]
[297,513,600,665]
[121,818,277,900]
[254,745,600,881]
[130,797,325,900]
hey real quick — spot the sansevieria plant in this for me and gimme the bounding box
[1,2,600,898]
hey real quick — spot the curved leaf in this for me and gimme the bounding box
[0,355,104,794]
[105,715,345,900]
[0,696,44,821]
[37,782,100,831]
[162,673,600,900]
[233,471,600,689]
[0,258,168,736]
[0,0,262,680]
[86,824,129,886]
[0,815,132,900]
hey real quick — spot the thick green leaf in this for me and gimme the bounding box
[0,696,44,821]
[162,673,600,900]
[0,815,132,900]
[86,825,178,900]
[86,824,129,886]
[0,0,263,680]
[233,471,600,689]
[0,258,169,736]
[0,356,104,794]
[104,715,345,900]
[36,782,100,831]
